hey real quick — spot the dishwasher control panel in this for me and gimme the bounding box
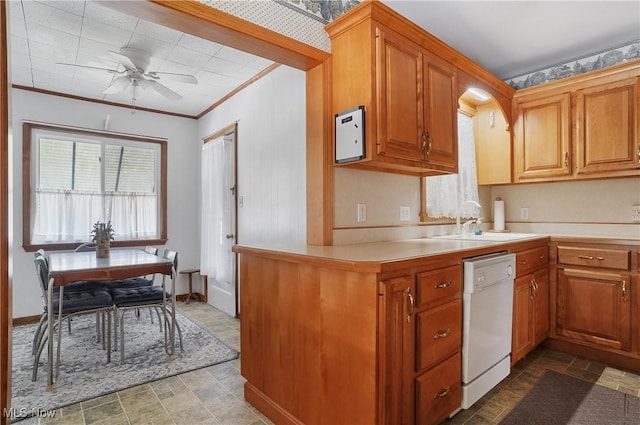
[463,252,515,293]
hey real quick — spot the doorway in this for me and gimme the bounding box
[201,124,238,317]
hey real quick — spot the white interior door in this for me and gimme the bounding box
[201,130,237,317]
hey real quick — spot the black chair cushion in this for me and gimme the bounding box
[111,286,170,308]
[58,280,105,292]
[51,288,113,314]
[102,277,154,289]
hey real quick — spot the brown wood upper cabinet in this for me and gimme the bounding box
[376,28,457,172]
[327,15,458,176]
[575,77,640,175]
[513,93,571,180]
[512,62,640,182]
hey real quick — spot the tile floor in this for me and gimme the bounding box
[19,302,272,425]
[445,347,640,424]
[17,302,640,425]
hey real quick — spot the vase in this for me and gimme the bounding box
[96,242,110,258]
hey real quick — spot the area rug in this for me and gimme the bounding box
[10,311,239,422]
[500,370,640,425]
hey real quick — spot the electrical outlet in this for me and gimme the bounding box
[357,203,367,222]
[400,206,410,222]
[520,207,529,220]
[632,205,640,222]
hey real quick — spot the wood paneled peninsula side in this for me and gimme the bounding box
[233,236,549,425]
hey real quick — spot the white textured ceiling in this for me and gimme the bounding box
[6,0,640,117]
[7,0,275,117]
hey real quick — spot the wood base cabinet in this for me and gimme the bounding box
[380,264,462,425]
[547,239,640,373]
[557,268,631,351]
[512,244,550,365]
[234,239,552,425]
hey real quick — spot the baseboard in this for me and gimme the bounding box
[175,293,205,303]
[13,315,41,326]
[244,382,303,425]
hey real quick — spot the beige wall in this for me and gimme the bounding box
[333,168,639,244]
[491,177,640,237]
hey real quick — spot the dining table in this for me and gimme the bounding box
[46,248,176,390]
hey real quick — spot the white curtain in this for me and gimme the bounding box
[32,189,157,242]
[426,113,480,218]
[200,137,233,283]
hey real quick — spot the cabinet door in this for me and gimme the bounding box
[511,274,533,365]
[423,51,458,172]
[557,268,631,351]
[376,28,425,162]
[513,93,571,180]
[532,269,549,345]
[576,77,640,174]
[379,276,415,425]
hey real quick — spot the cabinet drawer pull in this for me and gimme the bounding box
[578,255,605,261]
[433,329,451,339]
[538,255,545,260]
[519,260,528,265]
[435,281,452,289]
[433,386,450,399]
[622,280,627,302]
[564,152,569,168]
[407,288,414,323]
[425,131,432,156]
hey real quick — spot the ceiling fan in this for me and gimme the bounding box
[57,47,198,103]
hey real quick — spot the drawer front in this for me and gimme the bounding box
[516,246,548,276]
[416,265,461,308]
[416,352,461,425]
[416,300,462,372]
[558,246,630,270]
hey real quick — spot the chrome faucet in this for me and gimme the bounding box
[456,200,481,234]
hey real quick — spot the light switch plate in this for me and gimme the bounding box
[357,203,367,222]
[520,207,529,220]
[400,206,410,222]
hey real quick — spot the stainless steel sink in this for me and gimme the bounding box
[432,232,542,242]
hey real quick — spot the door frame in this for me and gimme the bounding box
[202,122,239,317]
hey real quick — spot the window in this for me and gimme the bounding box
[23,122,167,251]
[421,112,480,221]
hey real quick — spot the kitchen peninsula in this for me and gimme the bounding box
[233,235,551,425]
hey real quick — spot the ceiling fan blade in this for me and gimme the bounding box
[108,50,138,70]
[109,47,151,72]
[147,71,198,84]
[138,78,182,101]
[103,76,132,95]
[56,62,120,73]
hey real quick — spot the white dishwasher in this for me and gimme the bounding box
[461,252,515,409]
